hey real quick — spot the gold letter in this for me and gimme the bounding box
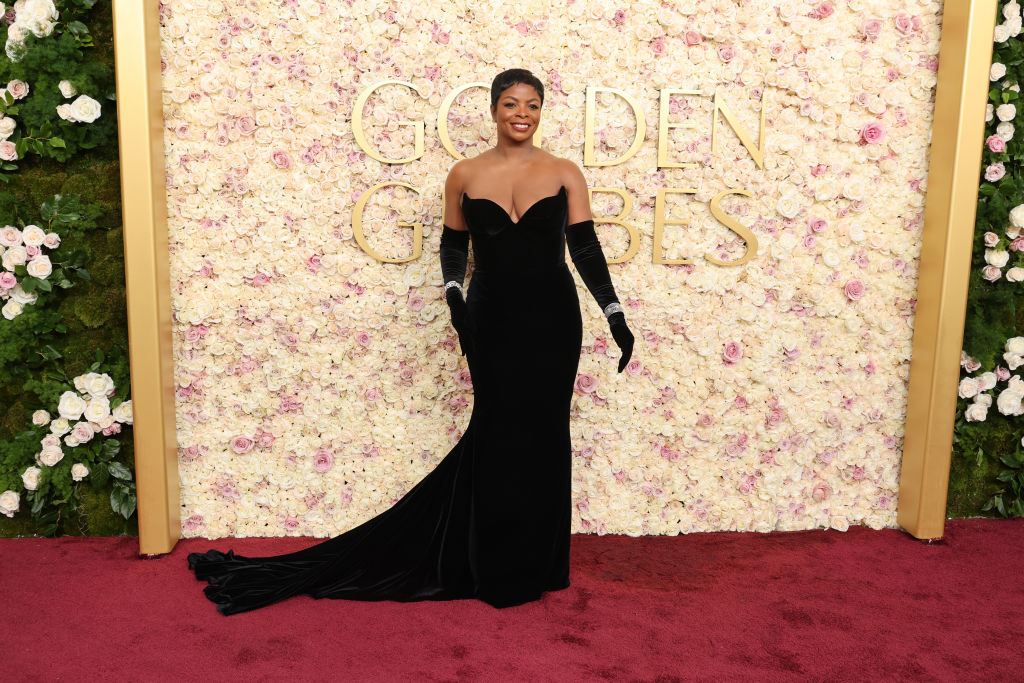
[712,87,767,169]
[589,188,639,263]
[706,189,759,267]
[657,88,701,169]
[652,188,697,265]
[352,182,423,263]
[352,81,425,164]
[439,82,542,160]
[583,86,646,167]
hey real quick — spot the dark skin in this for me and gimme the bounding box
[443,82,592,229]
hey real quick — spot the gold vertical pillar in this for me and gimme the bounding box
[898,0,998,539]
[112,1,180,555]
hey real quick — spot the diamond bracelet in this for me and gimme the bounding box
[603,302,624,318]
[444,280,464,296]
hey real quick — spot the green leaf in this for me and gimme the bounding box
[102,439,121,459]
[31,495,45,516]
[107,461,132,480]
[49,137,66,149]
[40,345,63,361]
[67,21,89,35]
[34,277,52,292]
[976,447,985,467]
[20,277,37,293]
[91,466,109,489]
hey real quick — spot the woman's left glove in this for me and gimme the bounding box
[608,311,634,373]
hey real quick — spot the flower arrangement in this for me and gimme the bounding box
[159,0,946,538]
[0,366,134,533]
[0,0,114,175]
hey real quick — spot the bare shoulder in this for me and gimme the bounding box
[554,156,587,190]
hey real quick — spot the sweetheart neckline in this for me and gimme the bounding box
[462,185,566,226]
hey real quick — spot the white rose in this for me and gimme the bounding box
[38,445,63,467]
[22,466,41,491]
[26,255,52,279]
[6,78,28,99]
[58,79,77,98]
[1006,1,1022,20]
[822,249,841,268]
[988,103,995,122]
[0,116,15,140]
[1007,337,1024,355]
[56,103,73,121]
[776,192,802,219]
[992,63,1008,81]
[964,401,989,422]
[0,490,18,518]
[81,372,115,398]
[1011,205,1024,229]
[9,283,35,304]
[997,103,1016,122]
[71,420,94,443]
[31,409,50,425]
[958,377,980,398]
[83,396,110,422]
[986,249,1010,267]
[112,400,133,424]
[67,94,102,124]
[71,463,89,481]
[57,390,87,420]
[979,372,998,391]
[976,393,994,408]
[1007,267,1024,282]
[998,122,1015,141]
[49,417,70,436]
[1,300,23,320]
[995,24,1010,43]
[1005,352,1024,370]
[20,224,45,247]
[63,433,81,448]
[997,387,1024,415]
[1,244,26,270]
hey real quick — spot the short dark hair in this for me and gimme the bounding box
[490,69,544,110]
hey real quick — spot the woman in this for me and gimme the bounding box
[187,68,634,614]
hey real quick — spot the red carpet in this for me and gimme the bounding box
[3,519,1023,681]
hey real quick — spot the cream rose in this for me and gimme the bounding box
[31,409,50,425]
[1,300,23,320]
[83,397,110,423]
[49,417,71,436]
[0,490,18,517]
[22,466,41,490]
[986,249,1010,268]
[80,372,115,398]
[67,94,102,123]
[26,255,52,279]
[38,445,64,467]
[57,390,87,420]
[71,463,89,481]
[6,79,28,99]
[58,79,77,98]
[112,400,133,424]
[0,116,15,140]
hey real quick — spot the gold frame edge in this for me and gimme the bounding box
[897,0,998,539]
[112,1,179,555]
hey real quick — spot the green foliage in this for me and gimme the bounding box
[0,0,116,177]
[0,1,133,538]
[950,1,1024,519]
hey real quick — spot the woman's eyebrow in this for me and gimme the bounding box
[501,95,541,102]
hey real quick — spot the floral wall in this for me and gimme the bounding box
[160,0,944,538]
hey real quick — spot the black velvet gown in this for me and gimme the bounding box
[188,186,584,614]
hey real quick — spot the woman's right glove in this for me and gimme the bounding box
[440,225,474,356]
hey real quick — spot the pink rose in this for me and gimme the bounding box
[230,435,254,454]
[625,358,643,376]
[697,413,714,427]
[284,515,300,532]
[650,36,666,55]
[684,30,702,46]
[407,294,425,311]
[987,135,1007,153]
[0,272,15,290]
[984,231,1001,247]
[1012,238,1024,252]
[271,149,292,169]
[893,13,916,34]
[0,141,17,161]
[985,163,1006,182]
[982,265,1002,281]
[252,271,270,285]
[824,410,841,428]
[365,387,380,401]
[722,341,743,363]
[313,448,334,473]
[356,331,370,346]
[574,373,598,394]
[844,278,865,300]
[862,18,883,40]
[860,122,886,144]
[593,338,608,354]
[815,2,834,19]
[734,396,748,409]
[807,216,827,233]
[0,225,22,246]
[183,514,204,532]
[717,44,735,63]
[812,481,832,502]
[765,407,786,428]
[997,366,1011,381]
[102,423,122,436]
[965,358,982,373]
[237,116,256,135]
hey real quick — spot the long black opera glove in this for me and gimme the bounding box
[440,225,473,356]
[566,219,634,373]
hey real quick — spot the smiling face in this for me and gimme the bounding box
[491,82,542,142]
